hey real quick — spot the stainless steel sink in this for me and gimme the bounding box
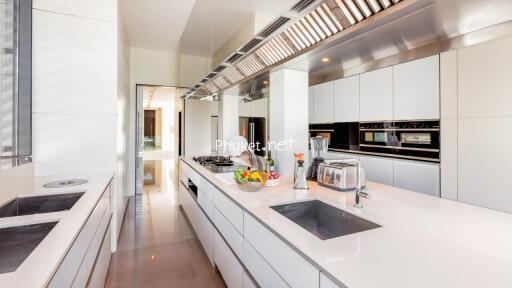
[0,192,84,218]
[271,200,381,240]
[0,222,58,273]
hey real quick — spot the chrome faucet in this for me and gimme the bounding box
[241,148,264,171]
[342,159,370,209]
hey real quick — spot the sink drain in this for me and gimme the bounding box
[43,179,88,188]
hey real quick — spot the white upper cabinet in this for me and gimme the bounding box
[359,66,394,121]
[393,55,440,120]
[313,82,334,123]
[238,101,251,117]
[239,99,267,118]
[251,98,267,118]
[309,87,315,123]
[334,75,360,122]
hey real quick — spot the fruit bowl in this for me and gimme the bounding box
[234,169,266,192]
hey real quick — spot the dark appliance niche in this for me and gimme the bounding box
[331,122,360,151]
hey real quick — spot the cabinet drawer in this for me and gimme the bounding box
[244,271,258,288]
[244,213,319,288]
[214,208,243,259]
[48,185,111,288]
[214,230,244,288]
[320,272,345,288]
[243,239,289,288]
[198,190,214,220]
[213,189,243,234]
[201,180,215,202]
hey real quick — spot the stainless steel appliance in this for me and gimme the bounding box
[307,136,329,180]
[359,120,440,162]
[317,160,366,192]
[239,117,266,156]
[193,156,247,173]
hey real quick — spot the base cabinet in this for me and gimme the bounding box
[214,231,244,288]
[394,160,440,197]
[359,156,394,186]
[48,182,112,288]
[320,273,345,288]
[243,239,288,288]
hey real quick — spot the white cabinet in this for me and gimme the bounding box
[238,101,251,117]
[313,82,334,123]
[393,55,440,120]
[359,66,394,121]
[49,184,111,288]
[239,99,267,118]
[309,87,315,123]
[243,240,289,288]
[359,156,394,186]
[320,273,343,288]
[393,160,440,197]
[251,98,267,118]
[244,271,258,288]
[244,212,320,288]
[214,208,244,259]
[214,230,244,288]
[213,187,244,234]
[334,75,359,122]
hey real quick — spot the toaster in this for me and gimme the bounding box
[317,160,366,191]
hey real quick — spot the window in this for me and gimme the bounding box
[0,0,32,169]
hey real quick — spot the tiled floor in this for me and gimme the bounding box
[104,159,225,288]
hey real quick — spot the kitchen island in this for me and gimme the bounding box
[180,156,512,288]
[0,172,113,287]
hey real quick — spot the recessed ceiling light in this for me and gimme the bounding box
[263,80,269,84]
[321,57,330,63]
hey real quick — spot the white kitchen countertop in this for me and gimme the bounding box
[181,156,512,288]
[0,172,113,287]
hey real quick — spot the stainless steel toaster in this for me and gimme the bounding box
[317,160,366,191]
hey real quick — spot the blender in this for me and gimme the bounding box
[307,136,329,180]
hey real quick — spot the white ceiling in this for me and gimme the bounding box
[121,0,196,51]
[121,0,297,55]
[143,86,176,109]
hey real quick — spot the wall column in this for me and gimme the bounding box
[218,91,239,155]
[269,69,309,177]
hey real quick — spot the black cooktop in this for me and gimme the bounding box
[193,156,247,173]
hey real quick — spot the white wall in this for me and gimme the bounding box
[32,1,117,175]
[179,54,211,88]
[184,99,212,156]
[269,69,309,177]
[113,2,130,250]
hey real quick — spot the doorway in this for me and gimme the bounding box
[135,84,185,196]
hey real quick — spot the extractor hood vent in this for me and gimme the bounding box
[225,52,244,64]
[184,0,404,99]
[258,17,291,38]
[213,65,227,73]
[291,0,317,12]
[239,38,263,53]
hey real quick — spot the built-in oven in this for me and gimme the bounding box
[309,124,334,142]
[359,120,440,162]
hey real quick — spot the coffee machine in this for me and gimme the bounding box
[307,136,329,180]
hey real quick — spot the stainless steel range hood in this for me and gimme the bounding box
[183,0,411,99]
